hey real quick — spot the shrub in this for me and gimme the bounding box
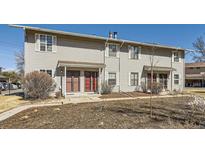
[101,82,112,94]
[141,82,147,93]
[23,71,56,99]
[55,91,62,99]
[151,82,163,94]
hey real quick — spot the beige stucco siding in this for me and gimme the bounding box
[25,30,104,74]
[24,29,185,94]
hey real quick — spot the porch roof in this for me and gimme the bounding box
[143,65,176,72]
[58,60,106,68]
[185,74,204,80]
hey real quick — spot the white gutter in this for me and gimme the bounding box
[9,24,185,51]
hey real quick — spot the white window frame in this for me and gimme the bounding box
[174,74,179,85]
[172,51,180,62]
[35,34,57,52]
[108,44,119,57]
[40,69,53,77]
[129,46,140,60]
[108,72,117,86]
[129,72,139,86]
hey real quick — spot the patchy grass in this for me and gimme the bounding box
[0,96,26,113]
[184,88,205,97]
[0,96,204,129]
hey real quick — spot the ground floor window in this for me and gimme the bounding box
[40,69,52,77]
[174,74,179,85]
[108,72,116,86]
[130,72,138,86]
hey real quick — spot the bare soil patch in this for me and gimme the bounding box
[0,96,204,129]
[99,92,151,99]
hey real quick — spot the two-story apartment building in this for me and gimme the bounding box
[185,62,205,87]
[11,25,185,96]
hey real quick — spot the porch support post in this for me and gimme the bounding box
[80,70,85,93]
[98,68,102,94]
[156,73,159,83]
[64,66,66,97]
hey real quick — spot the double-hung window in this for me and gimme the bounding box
[108,72,116,86]
[173,52,179,62]
[130,72,138,86]
[40,34,53,52]
[174,74,179,85]
[109,44,117,57]
[40,69,52,77]
[36,34,56,52]
[130,46,139,59]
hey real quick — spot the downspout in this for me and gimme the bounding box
[119,41,125,92]
[171,51,173,91]
[171,48,179,91]
[104,38,109,82]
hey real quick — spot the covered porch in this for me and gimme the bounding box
[57,60,105,96]
[143,65,175,91]
[185,74,205,87]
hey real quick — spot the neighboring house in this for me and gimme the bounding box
[0,75,8,82]
[185,62,205,87]
[11,25,185,96]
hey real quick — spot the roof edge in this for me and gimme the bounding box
[9,24,185,51]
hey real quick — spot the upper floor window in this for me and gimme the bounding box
[108,72,116,86]
[109,44,117,57]
[35,34,56,52]
[173,52,179,62]
[130,72,138,86]
[130,46,140,59]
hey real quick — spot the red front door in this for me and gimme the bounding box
[85,71,98,92]
[66,71,80,93]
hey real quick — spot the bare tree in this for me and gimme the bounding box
[192,36,205,62]
[15,50,24,77]
[149,46,159,117]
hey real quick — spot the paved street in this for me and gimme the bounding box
[1,89,23,96]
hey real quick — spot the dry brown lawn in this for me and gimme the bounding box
[0,95,26,113]
[0,96,205,129]
[184,88,205,97]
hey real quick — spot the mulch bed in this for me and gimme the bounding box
[99,92,151,99]
[0,96,205,129]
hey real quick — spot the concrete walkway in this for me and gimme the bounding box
[0,94,189,122]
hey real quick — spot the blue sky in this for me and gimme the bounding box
[0,24,205,70]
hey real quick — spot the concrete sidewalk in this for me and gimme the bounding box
[0,94,189,122]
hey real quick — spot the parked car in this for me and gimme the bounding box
[0,83,3,93]
[11,84,18,90]
[0,82,6,90]
[2,82,9,90]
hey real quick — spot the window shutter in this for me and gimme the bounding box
[128,45,131,59]
[35,34,40,51]
[172,51,174,63]
[105,45,109,57]
[128,72,131,86]
[138,46,141,59]
[116,72,119,86]
[178,51,182,62]
[52,36,57,52]
[105,71,108,82]
[117,45,120,58]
